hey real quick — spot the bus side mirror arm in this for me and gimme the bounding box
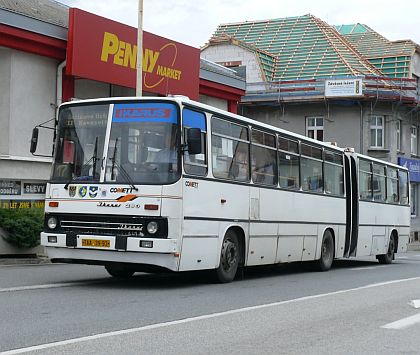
[185,128,202,155]
[30,118,56,157]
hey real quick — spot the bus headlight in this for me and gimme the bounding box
[147,221,158,235]
[47,217,58,230]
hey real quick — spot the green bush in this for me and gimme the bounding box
[0,208,44,249]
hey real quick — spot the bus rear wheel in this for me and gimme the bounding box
[315,230,334,271]
[105,265,135,279]
[215,230,239,283]
[377,235,395,264]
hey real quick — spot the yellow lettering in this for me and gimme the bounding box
[124,43,137,69]
[143,49,159,73]
[157,65,166,76]
[114,41,125,66]
[101,32,119,62]
[156,65,182,80]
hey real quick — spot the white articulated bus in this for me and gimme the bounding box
[34,96,410,282]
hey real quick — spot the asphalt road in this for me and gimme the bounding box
[1,252,420,354]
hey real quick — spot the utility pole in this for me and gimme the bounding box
[136,0,143,96]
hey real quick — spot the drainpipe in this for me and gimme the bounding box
[56,60,66,110]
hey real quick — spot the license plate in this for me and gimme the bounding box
[81,238,110,248]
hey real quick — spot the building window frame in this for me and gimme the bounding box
[396,120,401,152]
[306,116,324,142]
[369,115,384,149]
[411,125,418,156]
[411,183,417,217]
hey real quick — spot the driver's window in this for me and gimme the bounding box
[183,108,207,176]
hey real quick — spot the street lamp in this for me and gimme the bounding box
[136,0,143,96]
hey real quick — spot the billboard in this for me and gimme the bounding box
[398,157,420,182]
[67,8,200,100]
[325,79,363,98]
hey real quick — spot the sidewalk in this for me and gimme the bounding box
[408,241,420,251]
[0,255,50,266]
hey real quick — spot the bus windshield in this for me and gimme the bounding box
[51,104,109,182]
[104,102,180,185]
[51,101,180,185]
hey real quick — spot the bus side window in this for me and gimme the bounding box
[251,129,277,186]
[359,160,372,200]
[183,108,207,176]
[386,167,399,203]
[324,151,344,196]
[399,170,409,205]
[278,136,299,189]
[301,144,323,193]
[211,117,250,182]
[372,164,386,202]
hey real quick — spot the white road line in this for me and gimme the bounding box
[381,313,420,330]
[348,265,390,271]
[396,256,408,259]
[2,275,420,355]
[0,280,105,293]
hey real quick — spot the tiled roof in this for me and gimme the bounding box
[0,0,68,27]
[336,24,417,78]
[210,14,382,81]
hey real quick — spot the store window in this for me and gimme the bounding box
[306,117,324,141]
[411,126,418,155]
[370,115,384,148]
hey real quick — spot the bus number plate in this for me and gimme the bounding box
[81,239,110,248]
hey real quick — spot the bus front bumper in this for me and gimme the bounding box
[41,232,180,271]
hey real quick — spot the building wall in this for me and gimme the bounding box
[0,47,11,156]
[199,94,228,111]
[0,47,57,180]
[412,52,420,77]
[242,102,363,152]
[201,44,264,83]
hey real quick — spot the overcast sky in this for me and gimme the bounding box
[58,0,419,48]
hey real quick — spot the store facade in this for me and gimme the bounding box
[0,2,245,215]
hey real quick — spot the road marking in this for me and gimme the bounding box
[0,280,106,293]
[2,275,420,355]
[408,299,420,309]
[381,313,420,330]
[348,265,391,271]
[396,256,408,259]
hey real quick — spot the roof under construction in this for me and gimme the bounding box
[336,23,418,78]
[209,14,409,81]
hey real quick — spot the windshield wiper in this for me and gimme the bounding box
[109,138,138,191]
[64,137,100,190]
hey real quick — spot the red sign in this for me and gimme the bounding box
[67,8,200,100]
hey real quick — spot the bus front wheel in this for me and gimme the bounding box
[315,230,334,271]
[105,265,135,279]
[377,235,395,264]
[215,230,239,283]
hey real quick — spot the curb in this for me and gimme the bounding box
[0,257,50,266]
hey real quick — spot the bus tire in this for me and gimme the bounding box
[215,230,240,283]
[377,235,395,264]
[315,230,334,271]
[105,265,135,279]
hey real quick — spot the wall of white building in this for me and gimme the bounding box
[201,44,264,83]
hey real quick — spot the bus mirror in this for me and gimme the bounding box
[30,127,39,154]
[187,128,202,155]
